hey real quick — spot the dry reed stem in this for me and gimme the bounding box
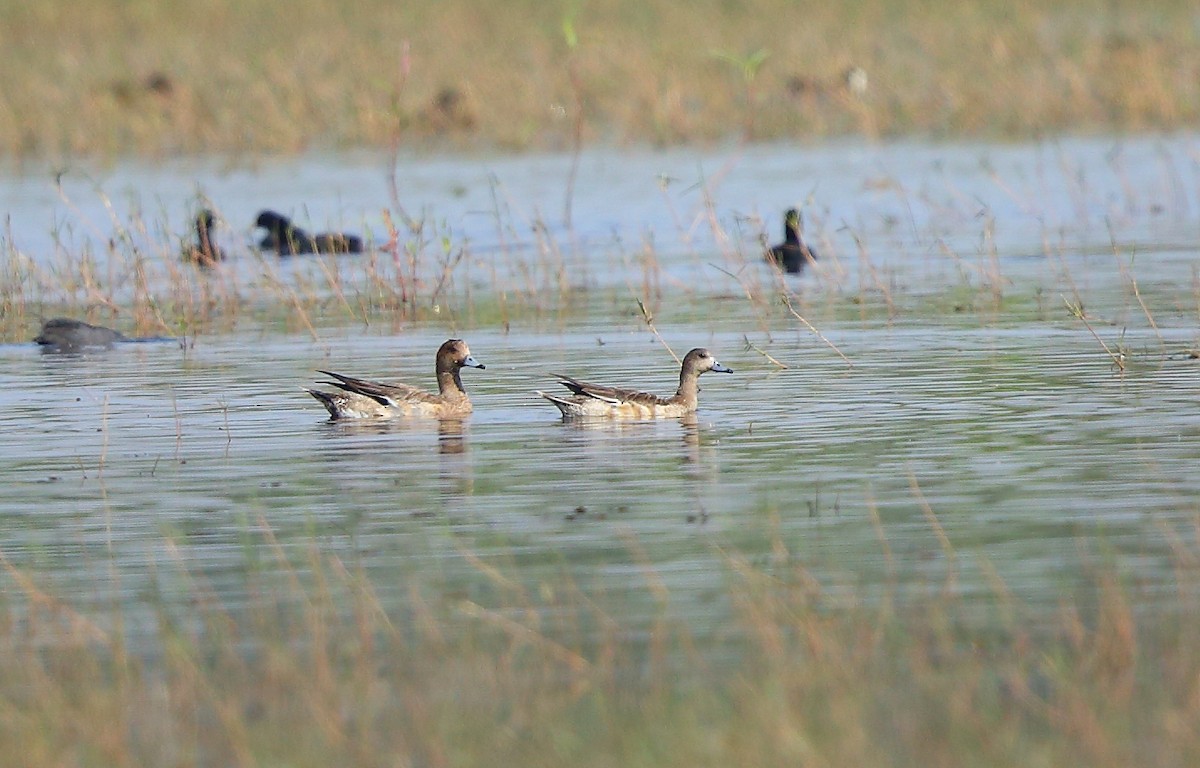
[456,601,592,677]
[635,298,680,364]
[847,228,897,319]
[0,551,110,643]
[710,259,778,339]
[742,334,788,369]
[1108,224,1163,351]
[782,295,852,367]
[907,468,959,596]
[1062,296,1127,371]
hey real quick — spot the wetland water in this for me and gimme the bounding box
[1,135,1199,650]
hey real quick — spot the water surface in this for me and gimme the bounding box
[1,135,1199,651]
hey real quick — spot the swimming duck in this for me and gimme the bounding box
[538,347,733,419]
[767,208,817,274]
[255,209,364,255]
[307,339,485,419]
[33,318,128,351]
[182,209,224,266]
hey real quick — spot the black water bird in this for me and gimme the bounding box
[182,209,224,266]
[255,210,363,255]
[767,208,817,274]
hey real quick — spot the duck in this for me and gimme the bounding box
[537,347,733,419]
[307,339,485,419]
[767,208,817,274]
[255,209,364,255]
[33,318,128,351]
[182,209,224,266]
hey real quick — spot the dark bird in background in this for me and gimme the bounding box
[33,318,128,351]
[255,210,364,256]
[182,209,224,266]
[767,208,818,274]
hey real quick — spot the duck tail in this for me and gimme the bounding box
[305,388,341,419]
[536,390,575,416]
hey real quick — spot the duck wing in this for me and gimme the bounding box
[551,374,667,407]
[317,370,430,406]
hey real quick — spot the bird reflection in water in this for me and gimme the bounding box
[314,417,473,502]
[437,419,466,455]
[549,411,711,470]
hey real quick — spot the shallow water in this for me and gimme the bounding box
[9,135,1200,283]
[2,135,1199,650]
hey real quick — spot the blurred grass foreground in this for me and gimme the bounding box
[7,527,1200,767]
[1,0,1196,159]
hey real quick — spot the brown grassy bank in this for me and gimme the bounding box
[0,0,1196,160]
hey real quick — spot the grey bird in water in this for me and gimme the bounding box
[33,318,128,352]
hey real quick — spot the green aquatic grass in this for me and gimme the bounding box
[0,0,1196,160]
